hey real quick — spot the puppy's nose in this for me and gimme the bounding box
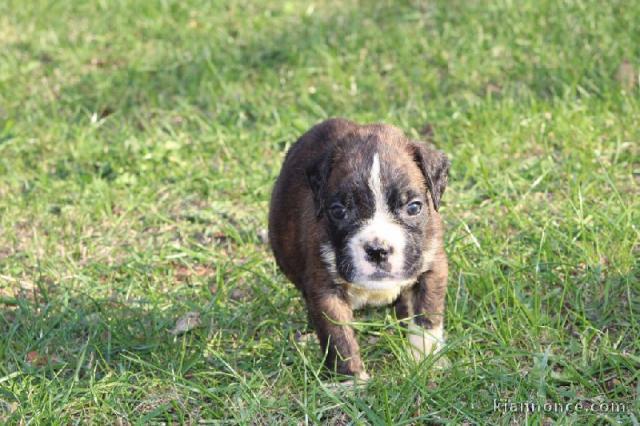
[364,240,391,264]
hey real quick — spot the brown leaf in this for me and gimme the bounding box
[193,265,214,276]
[174,265,191,282]
[26,351,39,364]
[174,263,215,282]
[25,351,61,366]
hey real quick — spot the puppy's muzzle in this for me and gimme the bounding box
[363,239,393,265]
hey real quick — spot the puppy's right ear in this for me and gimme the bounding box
[410,142,450,211]
[306,151,333,218]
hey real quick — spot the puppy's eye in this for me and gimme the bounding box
[406,201,422,216]
[329,203,347,220]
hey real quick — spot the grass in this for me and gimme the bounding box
[0,0,638,423]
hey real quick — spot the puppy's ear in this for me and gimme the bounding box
[410,142,450,211]
[306,150,333,218]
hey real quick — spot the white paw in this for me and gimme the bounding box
[408,322,445,362]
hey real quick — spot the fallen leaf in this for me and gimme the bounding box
[169,311,201,335]
[174,265,191,282]
[174,263,215,282]
[194,265,215,276]
[25,351,62,366]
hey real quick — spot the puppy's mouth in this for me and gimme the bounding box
[369,271,392,280]
[321,242,418,290]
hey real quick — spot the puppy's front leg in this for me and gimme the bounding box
[396,265,447,361]
[307,291,367,379]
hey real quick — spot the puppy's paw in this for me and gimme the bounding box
[355,370,370,382]
[408,323,445,363]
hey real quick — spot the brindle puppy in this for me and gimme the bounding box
[268,118,450,379]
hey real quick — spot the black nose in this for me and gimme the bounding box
[364,241,391,264]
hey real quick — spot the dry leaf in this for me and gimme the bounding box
[169,311,201,335]
[25,351,61,366]
[174,263,215,282]
[193,265,213,276]
[25,351,39,364]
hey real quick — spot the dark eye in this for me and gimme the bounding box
[329,203,347,220]
[406,201,422,216]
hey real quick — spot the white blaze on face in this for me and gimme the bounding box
[348,153,407,288]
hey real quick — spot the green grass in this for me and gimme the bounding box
[1,0,639,423]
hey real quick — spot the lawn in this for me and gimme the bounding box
[0,0,638,423]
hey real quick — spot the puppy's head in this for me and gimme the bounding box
[307,125,449,290]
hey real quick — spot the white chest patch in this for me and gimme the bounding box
[346,281,413,310]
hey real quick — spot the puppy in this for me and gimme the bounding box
[268,118,450,379]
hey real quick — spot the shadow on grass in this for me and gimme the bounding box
[12,1,623,132]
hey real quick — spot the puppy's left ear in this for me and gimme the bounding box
[410,142,450,211]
